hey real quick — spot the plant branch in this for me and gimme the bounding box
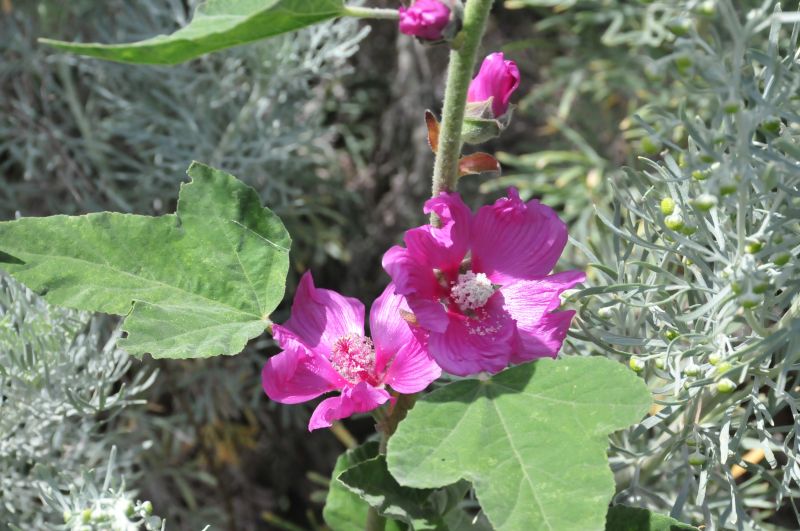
[342,5,399,20]
[431,0,495,197]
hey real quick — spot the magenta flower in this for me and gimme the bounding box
[382,189,585,376]
[467,52,520,118]
[398,0,451,41]
[262,273,441,431]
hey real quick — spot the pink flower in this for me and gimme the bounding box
[398,0,451,41]
[262,273,441,431]
[382,189,585,376]
[467,52,520,118]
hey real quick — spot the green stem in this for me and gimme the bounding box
[431,0,495,197]
[342,5,399,20]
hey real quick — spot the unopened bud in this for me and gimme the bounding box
[640,136,662,155]
[740,292,761,309]
[689,451,707,466]
[660,197,675,215]
[684,362,701,377]
[667,17,692,36]
[708,352,721,365]
[654,357,666,370]
[663,329,679,341]
[629,357,646,373]
[773,253,790,267]
[715,362,733,375]
[675,55,693,73]
[716,378,736,393]
[695,0,717,17]
[745,239,763,254]
[761,117,782,135]
[81,509,92,523]
[665,213,685,231]
[142,501,154,515]
[723,100,740,114]
[692,193,717,211]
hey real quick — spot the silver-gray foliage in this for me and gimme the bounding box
[0,274,156,529]
[566,1,800,528]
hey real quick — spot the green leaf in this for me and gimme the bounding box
[387,357,651,531]
[0,162,290,359]
[40,0,345,65]
[323,442,405,531]
[339,455,473,530]
[605,505,698,531]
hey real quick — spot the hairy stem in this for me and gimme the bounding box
[342,5,399,19]
[431,0,495,196]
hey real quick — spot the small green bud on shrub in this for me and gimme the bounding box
[629,357,646,372]
[716,378,736,393]
[660,197,675,215]
[689,452,707,466]
[665,213,685,231]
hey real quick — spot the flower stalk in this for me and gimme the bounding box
[342,5,400,20]
[431,0,495,197]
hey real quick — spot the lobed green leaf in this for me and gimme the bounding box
[605,505,698,530]
[387,357,651,531]
[40,0,345,65]
[0,162,290,359]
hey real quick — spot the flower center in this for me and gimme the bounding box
[330,333,376,384]
[450,271,495,311]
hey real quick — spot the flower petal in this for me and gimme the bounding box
[280,272,365,357]
[369,283,441,392]
[307,382,392,431]
[384,340,441,393]
[261,348,343,404]
[501,270,586,362]
[472,189,568,282]
[428,295,515,376]
[510,310,577,364]
[419,192,472,269]
[369,282,416,369]
[382,245,449,333]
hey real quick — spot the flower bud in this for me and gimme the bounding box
[629,357,645,373]
[740,292,761,309]
[688,451,707,466]
[695,0,717,17]
[142,501,154,515]
[716,377,736,393]
[466,52,519,119]
[667,17,692,36]
[715,362,733,375]
[665,213,685,231]
[81,509,92,523]
[654,357,666,370]
[760,117,782,135]
[663,329,678,341]
[692,193,717,211]
[723,100,740,114]
[675,55,693,74]
[398,0,452,41]
[660,197,675,215]
[745,239,763,254]
[691,168,709,181]
[640,136,662,155]
[719,180,737,195]
[773,253,790,267]
[708,352,721,365]
[683,362,700,377]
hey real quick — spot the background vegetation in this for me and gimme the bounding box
[1,0,798,529]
